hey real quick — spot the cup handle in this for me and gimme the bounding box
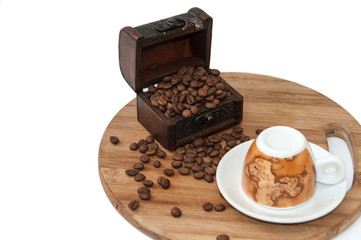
[315,155,346,185]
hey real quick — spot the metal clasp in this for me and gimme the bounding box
[194,109,220,126]
[156,17,203,32]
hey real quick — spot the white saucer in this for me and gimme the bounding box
[216,140,347,224]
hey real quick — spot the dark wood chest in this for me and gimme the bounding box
[119,7,243,150]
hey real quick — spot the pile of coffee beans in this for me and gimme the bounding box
[146,66,232,118]
[168,126,251,183]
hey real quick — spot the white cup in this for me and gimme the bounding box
[241,126,346,208]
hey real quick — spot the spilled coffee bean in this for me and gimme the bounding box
[110,136,120,145]
[171,207,182,217]
[128,200,139,211]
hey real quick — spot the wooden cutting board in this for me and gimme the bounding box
[98,73,361,240]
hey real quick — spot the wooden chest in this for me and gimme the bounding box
[118,7,243,150]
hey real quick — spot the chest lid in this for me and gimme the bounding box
[119,7,213,93]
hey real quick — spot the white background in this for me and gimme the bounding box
[1,0,360,239]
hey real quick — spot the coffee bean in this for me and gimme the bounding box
[182,109,192,118]
[151,99,160,107]
[196,146,205,152]
[233,126,243,133]
[205,102,217,109]
[172,153,184,161]
[226,140,237,148]
[184,156,196,163]
[202,202,214,211]
[256,129,263,135]
[134,173,145,182]
[205,139,214,147]
[193,171,205,179]
[230,131,242,139]
[204,174,214,183]
[163,168,175,176]
[138,144,149,153]
[145,148,156,156]
[209,69,221,76]
[224,145,231,151]
[214,204,226,212]
[207,77,218,87]
[240,135,250,143]
[197,152,206,158]
[140,154,150,163]
[137,186,150,195]
[143,179,153,187]
[208,134,222,143]
[110,136,120,144]
[125,169,139,176]
[137,139,146,147]
[178,66,187,75]
[213,142,222,151]
[157,176,171,189]
[129,142,138,150]
[206,147,214,155]
[212,157,220,166]
[148,85,157,92]
[198,87,208,97]
[171,207,182,217]
[215,82,225,90]
[216,234,230,240]
[156,149,166,158]
[190,105,199,115]
[185,150,197,158]
[202,162,212,168]
[145,135,154,143]
[128,200,139,210]
[178,168,190,175]
[133,162,144,170]
[171,161,183,169]
[191,165,204,172]
[184,162,194,169]
[175,147,186,155]
[153,160,161,168]
[196,157,203,165]
[139,192,151,200]
[205,167,216,175]
[209,150,220,158]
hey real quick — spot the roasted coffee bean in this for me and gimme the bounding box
[202,202,214,211]
[137,139,146,147]
[137,186,150,195]
[185,150,197,158]
[233,126,243,133]
[216,234,230,240]
[240,135,251,143]
[206,147,214,155]
[128,200,139,210]
[191,165,204,172]
[193,171,205,179]
[212,157,221,166]
[129,142,138,150]
[133,162,144,170]
[215,91,227,100]
[205,94,215,101]
[204,174,214,183]
[208,134,222,143]
[163,169,175,177]
[143,179,154,187]
[146,148,156,156]
[145,135,154,143]
[209,150,220,158]
[196,146,205,153]
[148,85,157,92]
[186,95,195,105]
[190,105,198,115]
[201,162,212,168]
[196,157,203,165]
[184,156,196,163]
[172,153,184,161]
[197,152,206,158]
[215,82,225,90]
[140,154,150,163]
[215,89,224,96]
[171,207,182,217]
[134,173,146,182]
[184,162,194,169]
[214,204,226,212]
[153,160,161,168]
[226,140,237,148]
[178,66,187,75]
[256,129,263,135]
[205,139,214,147]
[156,149,166,158]
[178,168,190,175]
[205,102,217,109]
[138,144,149,153]
[209,68,221,76]
[198,87,208,97]
[171,161,183,169]
[175,147,186,155]
[110,136,120,145]
[224,145,231,151]
[207,77,218,86]
[157,176,171,189]
[125,169,139,176]
[205,167,216,175]
[230,131,242,139]
[163,75,172,82]
[139,192,151,200]
[213,142,222,151]
[182,109,192,118]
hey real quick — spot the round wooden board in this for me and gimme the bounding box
[99,73,361,240]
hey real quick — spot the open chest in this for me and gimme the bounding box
[119,7,243,150]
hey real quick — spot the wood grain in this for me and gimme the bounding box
[99,73,361,240]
